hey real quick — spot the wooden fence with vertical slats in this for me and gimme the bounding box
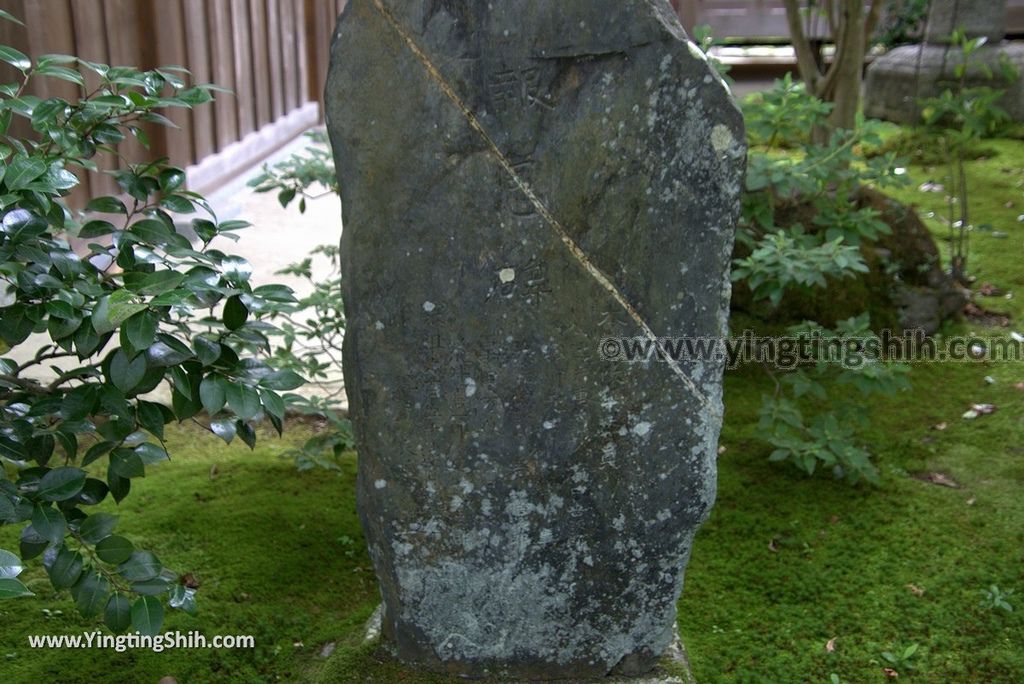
[0,0,349,202]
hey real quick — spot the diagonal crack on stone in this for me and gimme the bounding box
[368,0,714,413]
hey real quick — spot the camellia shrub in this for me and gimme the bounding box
[0,11,305,634]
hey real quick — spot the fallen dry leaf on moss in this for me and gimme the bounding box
[963,403,997,419]
[825,637,836,653]
[906,583,925,596]
[912,472,962,489]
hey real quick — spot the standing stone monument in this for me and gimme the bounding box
[326,0,744,679]
[865,0,1024,123]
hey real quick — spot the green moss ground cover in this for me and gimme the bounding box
[1,139,1022,683]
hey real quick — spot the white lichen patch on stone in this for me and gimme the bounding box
[374,479,387,489]
[422,301,435,312]
[464,377,477,398]
[499,267,516,283]
[633,421,653,437]
[710,123,734,155]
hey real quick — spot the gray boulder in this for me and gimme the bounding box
[326,0,745,678]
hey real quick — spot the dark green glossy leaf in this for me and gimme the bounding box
[85,196,127,215]
[132,576,172,595]
[19,525,48,559]
[31,505,65,544]
[130,595,164,636]
[260,370,304,391]
[92,290,147,336]
[147,335,194,366]
[60,385,96,421]
[48,546,84,590]
[0,578,34,598]
[0,45,30,70]
[136,401,168,440]
[95,535,134,564]
[135,443,168,465]
[134,270,184,296]
[5,156,46,189]
[199,375,226,415]
[75,478,109,506]
[158,168,186,192]
[81,441,114,468]
[108,349,147,394]
[74,571,110,617]
[27,434,55,466]
[160,194,194,214]
[209,419,235,444]
[78,513,118,543]
[107,470,131,504]
[109,450,144,479]
[193,335,221,367]
[121,311,157,353]
[225,383,261,421]
[117,551,161,582]
[0,9,26,25]
[104,594,132,632]
[237,420,256,450]
[223,295,248,330]
[37,467,87,502]
[259,389,285,421]
[0,549,23,579]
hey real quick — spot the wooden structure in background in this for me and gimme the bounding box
[670,0,1024,40]
[0,0,349,200]
[3,0,1018,200]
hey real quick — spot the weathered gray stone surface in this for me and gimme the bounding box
[924,0,1007,43]
[865,0,1024,123]
[326,0,744,678]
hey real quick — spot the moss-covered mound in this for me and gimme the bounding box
[732,187,967,333]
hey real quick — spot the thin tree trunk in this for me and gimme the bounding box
[828,0,865,131]
[783,0,825,94]
[783,0,876,133]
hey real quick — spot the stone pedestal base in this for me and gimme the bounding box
[362,605,697,683]
[864,42,1024,124]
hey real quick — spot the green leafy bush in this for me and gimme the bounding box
[758,315,911,484]
[249,133,354,471]
[917,30,1016,282]
[737,76,911,483]
[0,14,303,632]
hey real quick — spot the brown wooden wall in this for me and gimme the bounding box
[0,0,348,199]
